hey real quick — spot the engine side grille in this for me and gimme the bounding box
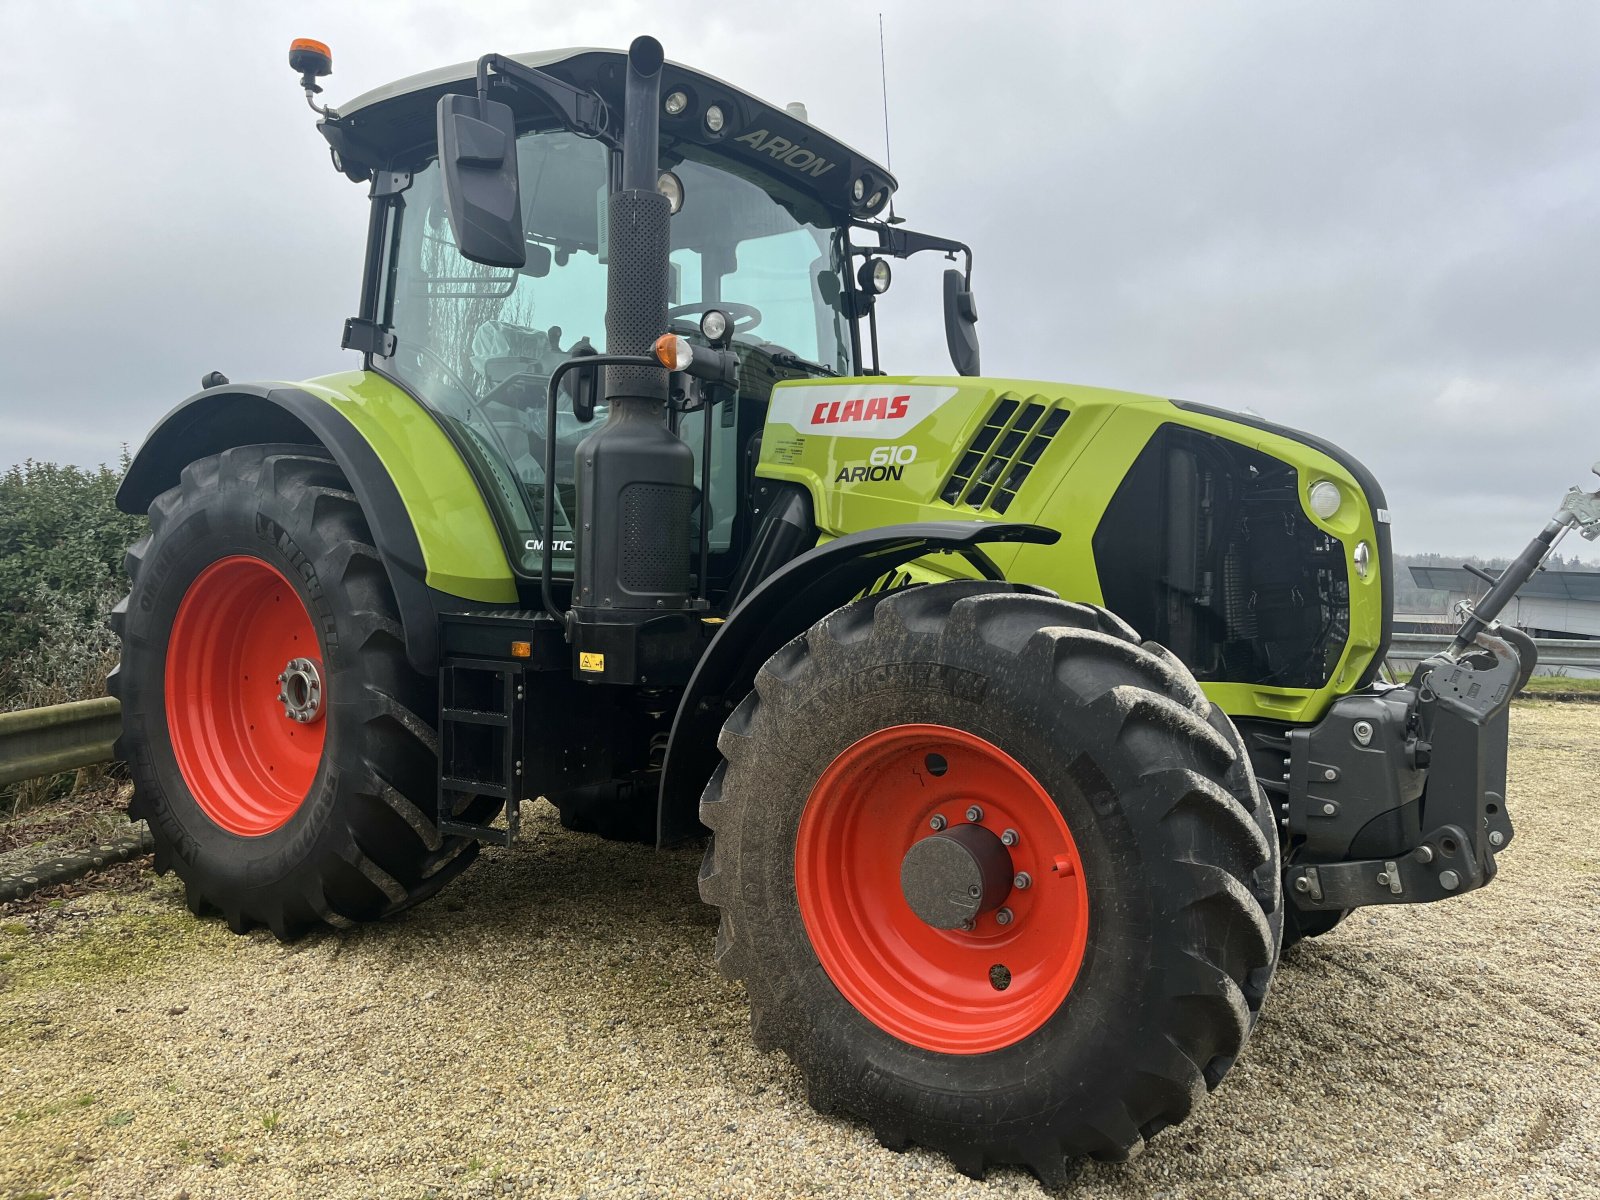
[939,396,1069,514]
[619,483,692,593]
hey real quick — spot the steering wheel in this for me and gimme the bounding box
[482,370,548,417]
[665,301,762,335]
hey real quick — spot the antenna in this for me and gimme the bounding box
[878,13,904,224]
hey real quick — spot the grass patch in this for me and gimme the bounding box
[1522,675,1600,694]
[0,887,215,999]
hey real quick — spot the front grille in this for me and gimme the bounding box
[1091,424,1350,689]
[939,397,1068,514]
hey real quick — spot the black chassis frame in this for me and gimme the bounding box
[431,493,1059,847]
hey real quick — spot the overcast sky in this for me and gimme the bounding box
[1,1,1595,556]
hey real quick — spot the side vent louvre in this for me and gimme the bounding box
[939,397,1068,514]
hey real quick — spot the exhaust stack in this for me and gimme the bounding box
[570,37,698,677]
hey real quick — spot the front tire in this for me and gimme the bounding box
[110,444,489,939]
[698,582,1281,1181]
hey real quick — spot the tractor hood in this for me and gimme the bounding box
[320,46,897,224]
[753,374,1393,721]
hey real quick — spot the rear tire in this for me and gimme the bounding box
[110,444,491,939]
[698,582,1281,1181]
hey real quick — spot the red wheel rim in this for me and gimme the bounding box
[794,724,1089,1054]
[165,556,326,836]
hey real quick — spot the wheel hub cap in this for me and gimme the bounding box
[277,657,324,724]
[899,822,1013,929]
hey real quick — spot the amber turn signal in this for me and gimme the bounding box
[654,333,693,370]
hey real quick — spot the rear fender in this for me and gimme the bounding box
[655,519,1059,846]
[118,372,518,673]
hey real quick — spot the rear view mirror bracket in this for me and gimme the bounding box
[848,219,981,376]
[472,54,619,146]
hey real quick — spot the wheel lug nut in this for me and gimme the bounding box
[967,884,981,899]
[1013,872,1031,890]
[929,814,947,832]
[1001,828,1019,847]
[995,907,1014,926]
[960,918,975,932]
[965,805,984,822]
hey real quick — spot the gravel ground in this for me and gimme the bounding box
[2,701,1598,1200]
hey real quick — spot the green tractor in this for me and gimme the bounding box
[110,35,1599,1181]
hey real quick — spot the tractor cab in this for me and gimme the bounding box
[314,47,959,597]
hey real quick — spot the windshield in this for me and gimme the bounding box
[382,128,850,576]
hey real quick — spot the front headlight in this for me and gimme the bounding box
[1308,479,1342,520]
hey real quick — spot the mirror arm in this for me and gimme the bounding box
[847,219,973,285]
[475,53,621,147]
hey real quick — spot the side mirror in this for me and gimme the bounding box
[563,338,601,423]
[436,94,526,268]
[943,268,981,376]
[520,242,552,279]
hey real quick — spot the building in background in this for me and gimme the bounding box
[1398,566,1600,678]
[1407,566,1600,639]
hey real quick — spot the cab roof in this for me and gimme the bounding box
[324,46,897,223]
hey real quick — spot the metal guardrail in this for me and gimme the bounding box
[1387,632,1600,672]
[0,696,122,787]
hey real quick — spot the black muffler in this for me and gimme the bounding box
[569,37,699,682]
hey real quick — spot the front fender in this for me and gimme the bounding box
[119,371,518,673]
[655,519,1059,845]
